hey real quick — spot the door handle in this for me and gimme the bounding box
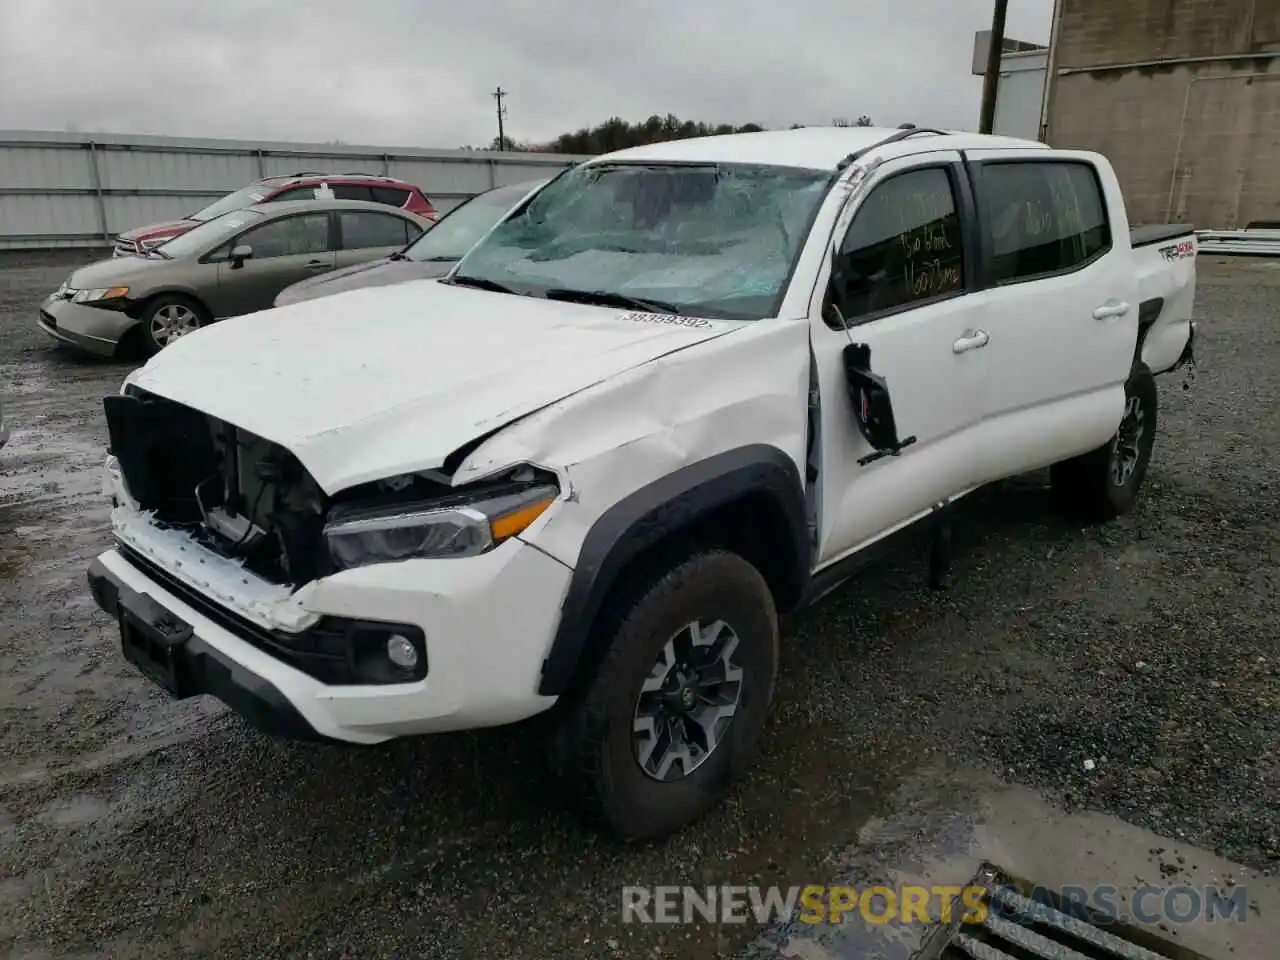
[1092,301,1130,320]
[952,329,989,354]
[304,260,329,271]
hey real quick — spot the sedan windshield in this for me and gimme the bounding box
[404,182,539,262]
[190,185,270,222]
[450,162,832,321]
[152,209,262,259]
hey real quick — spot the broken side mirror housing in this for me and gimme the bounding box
[842,342,914,462]
[825,259,867,330]
[230,244,253,268]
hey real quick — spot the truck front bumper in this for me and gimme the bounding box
[89,555,325,740]
[87,532,570,744]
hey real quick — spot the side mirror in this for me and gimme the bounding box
[842,342,916,463]
[230,244,253,268]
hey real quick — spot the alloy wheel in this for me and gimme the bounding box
[150,303,200,347]
[632,618,745,782]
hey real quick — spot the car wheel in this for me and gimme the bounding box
[1051,362,1158,522]
[140,295,208,355]
[548,549,779,840]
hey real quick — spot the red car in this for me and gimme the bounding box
[113,172,436,256]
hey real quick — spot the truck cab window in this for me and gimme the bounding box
[827,166,964,327]
[980,161,1111,284]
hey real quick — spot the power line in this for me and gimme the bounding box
[493,87,508,151]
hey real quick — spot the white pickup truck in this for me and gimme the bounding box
[87,126,1197,839]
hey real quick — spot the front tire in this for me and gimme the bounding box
[549,549,779,840]
[139,294,208,356]
[1051,363,1158,521]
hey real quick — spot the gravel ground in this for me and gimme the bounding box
[0,252,1276,959]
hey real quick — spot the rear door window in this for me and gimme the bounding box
[977,161,1112,284]
[338,211,412,249]
[371,185,412,207]
[332,184,376,202]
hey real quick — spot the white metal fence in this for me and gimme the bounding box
[0,131,591,250]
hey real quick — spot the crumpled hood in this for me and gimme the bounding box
[274,256,451,306]
[128,281,742,494]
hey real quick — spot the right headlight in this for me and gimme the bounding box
[323,480,558,570]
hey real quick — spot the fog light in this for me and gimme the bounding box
[386,634,419,670]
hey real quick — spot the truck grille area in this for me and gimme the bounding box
[115,545,427,686]
[104,387,328,587]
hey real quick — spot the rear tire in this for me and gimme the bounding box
[1051,363,1158,522]
[547,549,779,840]
[139,294,208,356]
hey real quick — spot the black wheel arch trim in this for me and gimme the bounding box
[1133,296,1164,365]
[538,444,809,696]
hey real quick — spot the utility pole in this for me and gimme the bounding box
[978,0,1010,134]
[492,87,508,151]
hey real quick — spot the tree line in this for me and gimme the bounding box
[462,114,874,154]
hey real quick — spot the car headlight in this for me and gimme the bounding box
[139,237,166,251]
[72,286,129,304]
[323,480,558,570]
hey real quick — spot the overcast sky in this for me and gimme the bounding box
[0,0,1053,149]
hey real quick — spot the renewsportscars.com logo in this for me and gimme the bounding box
[621,882,1252,926]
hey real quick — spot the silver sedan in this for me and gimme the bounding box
[38,199,430,358]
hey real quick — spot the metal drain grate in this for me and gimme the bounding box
[931,865,1197,960]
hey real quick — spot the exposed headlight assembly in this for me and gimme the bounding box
[323,477,558,570]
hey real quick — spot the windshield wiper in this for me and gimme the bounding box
[542,287,684,315]
[445,274,518,294]
[418,255,459,262]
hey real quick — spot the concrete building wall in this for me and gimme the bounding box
[1045,0,1280,229]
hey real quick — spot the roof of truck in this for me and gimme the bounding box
[592,126,1048,172]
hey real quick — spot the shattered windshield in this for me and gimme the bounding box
[449,161,832,320]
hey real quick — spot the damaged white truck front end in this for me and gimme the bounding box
[89,126,1197,840]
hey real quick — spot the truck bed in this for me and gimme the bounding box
[1129,224,1196,375]
[1130,223,1195,249]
